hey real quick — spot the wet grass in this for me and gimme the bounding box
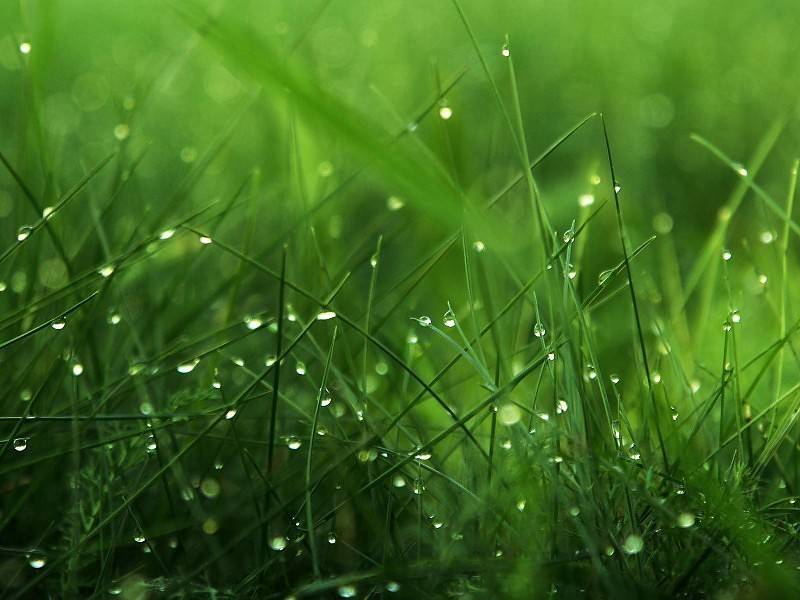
[2,1,800,598]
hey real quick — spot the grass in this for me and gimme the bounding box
[2,0,800,598]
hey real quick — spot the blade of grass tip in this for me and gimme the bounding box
[770,159,798,435]
[449,1,521,158]
[600,114,670,474]
[363,236,382,395]
[306,325,337,578]
[505,36,553,258]
[461,228,488,368]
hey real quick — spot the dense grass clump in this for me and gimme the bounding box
[3,1,800,598]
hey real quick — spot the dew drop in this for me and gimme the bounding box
[269,536,287,551]
[610,374,620,384]
[98,265,115,278]
[439,106,453,120]
[159,229,175,240]
[578,193,595,207]
[51,319,66,330]
[177,359,200,374]
[224,408,237,420]
[245,316,263,330]
[622,534,644,555]
[19,42,32,54]
[199,235,213,245]
[286,436,302,450]
[416,315,432,327]
[12,438,28,452]
[72,363,84,377]
[533,322,546,338]
[16,226,32,242]
[200,478,221,499]
[722,249,732,261]
[387,196,405,211]
[730,309,741,324]
[385,581,400,593]
[338,585,357,598]
[114,124,130,140]
[392,474,406,488]
[677,512,696,528]
[327,531,337,544]
[317,310,337,321]
[501,43,510,57]
[133,535,146,544]
[28,554,46,569]
[443,309,456,328]
[472,240,486,252]
[320,388,332,407]
[295,361,306,375]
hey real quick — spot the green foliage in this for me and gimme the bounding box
[2,0,800,598]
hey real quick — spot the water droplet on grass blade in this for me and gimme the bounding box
[317,310,336,321]
[269,536,287,551]
[443,308,456,328]
[28,555,46,569]
[51,319,66,330]
[623,534,644,554]
[114,124,130,140]
[16,226,32,242]
[439,106,453,120]
[533,322,546,338]
[677,512,696,528]
[13,438,28,452]
[177,359,199,374]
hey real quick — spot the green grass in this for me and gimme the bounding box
[2,1,800,598]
